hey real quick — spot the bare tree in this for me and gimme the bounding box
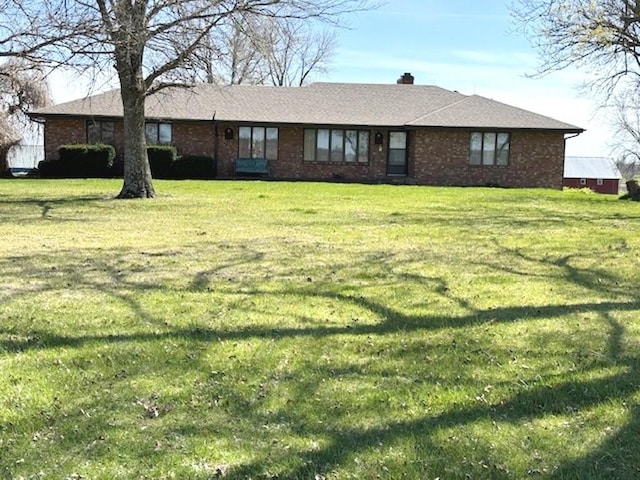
[512,0,640,98]
[256,18,336,86]
[190,15,268,85]
[0,0,374,198]
[0,60,50,176]
[191,15,336,86]
[610,93,640,179]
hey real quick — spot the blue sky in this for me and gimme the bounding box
[49,0,609,157]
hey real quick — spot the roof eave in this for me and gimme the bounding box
[27,111,586,134]
[404,125,585,133]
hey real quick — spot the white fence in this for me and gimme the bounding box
[7,144,44,169]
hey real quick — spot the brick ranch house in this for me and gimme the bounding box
[30,73,584,188]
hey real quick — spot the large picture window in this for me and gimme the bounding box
[239,126,278,159]
[145,122,172,145]
[470,132,510,166]
[87,120,115,145]
[304,128,369,163]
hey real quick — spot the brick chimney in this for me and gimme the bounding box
[397,72,414,85]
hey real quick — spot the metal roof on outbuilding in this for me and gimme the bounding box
[564,156,621,179]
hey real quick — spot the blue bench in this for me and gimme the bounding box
[235,157,269,177]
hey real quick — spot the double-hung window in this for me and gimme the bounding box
[145,122,172,145]
[303,128,369,163]
[239,126,278,159]
[470,132,510,166]
[87,120,115,145]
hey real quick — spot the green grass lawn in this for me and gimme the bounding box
[1,179,639,479]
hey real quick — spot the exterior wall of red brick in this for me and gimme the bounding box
[44,117,126,161]
[44,117,88,160]
[412,129,566,188]
[563,177,619,194]
[214,123,238,177]
[173,122,215,158]
[44,118,215,162]
[215,123,390,181]
[273,126,381,182]
[42,117,568,189]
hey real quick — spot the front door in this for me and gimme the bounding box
[387,131,408,176]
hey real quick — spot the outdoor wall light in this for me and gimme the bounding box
[224,128,234,140]
[374,132,383,145]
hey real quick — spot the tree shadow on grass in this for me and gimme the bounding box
[470,241,635,301]
[2,291,639,476]
[547,313,640,479]
[0,195,113,222]
[1,239,640,478]
[1,287,638,353]
[187,313,640,479]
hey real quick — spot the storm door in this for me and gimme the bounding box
[387,131,408,175]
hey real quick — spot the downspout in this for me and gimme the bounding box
[563,131,583,159]
[562,131,583,189]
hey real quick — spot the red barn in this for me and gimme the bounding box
[563,156,621,194]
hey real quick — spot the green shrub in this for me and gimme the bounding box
[111,159,124,178]
[37,160,63,178]
[147,145,177,179]
[59,144,115,165]
[173,155,216,179]
[42,144,116,178]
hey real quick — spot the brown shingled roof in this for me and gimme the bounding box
[31,82,584,132]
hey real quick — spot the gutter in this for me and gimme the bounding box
[564,131,583,140]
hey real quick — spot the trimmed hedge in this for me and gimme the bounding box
[39,144,116,178]
[173,155,216,179]
[148,145,178,179]
[59,144,115,165]
[38,144,217,180]
[37,159,63,178]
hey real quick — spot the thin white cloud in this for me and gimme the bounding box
[451,49,536,67]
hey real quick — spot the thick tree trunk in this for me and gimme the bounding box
[0,148,10,177]
[626,180,640,200]
[116,87,155,199]
[112,2,155,200]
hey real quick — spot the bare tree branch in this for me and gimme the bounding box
[189,14,337,86]
[512,0,640,99]
[608,91,640,179]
